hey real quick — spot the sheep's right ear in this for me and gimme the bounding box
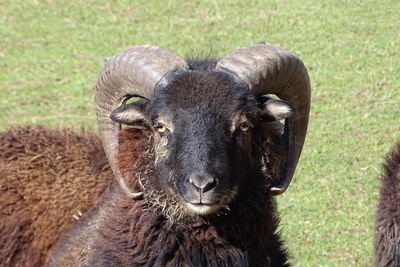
[110,99,149,125]
[260,98,294,122]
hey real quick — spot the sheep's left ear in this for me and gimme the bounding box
[260,98,294,122]
[110,99,149,125]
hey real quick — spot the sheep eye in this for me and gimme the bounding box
[154,123,167,133]
[238,122,252,132]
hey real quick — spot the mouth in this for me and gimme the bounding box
[185,202,221,215]
[179,185,239,216]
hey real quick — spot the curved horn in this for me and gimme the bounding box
[215,44,311,194]
[95,45,188,198]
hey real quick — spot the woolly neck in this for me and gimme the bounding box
[83,183,288,266]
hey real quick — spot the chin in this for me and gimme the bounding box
[185,203,222,215]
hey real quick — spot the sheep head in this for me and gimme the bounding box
[95,45,311,217]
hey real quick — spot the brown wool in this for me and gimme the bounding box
[116,126,154,193]
[0,126,115,266]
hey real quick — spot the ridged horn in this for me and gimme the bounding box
[215,44,311,194]
[95,45,188,198]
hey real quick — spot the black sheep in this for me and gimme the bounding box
[48,44,311,266]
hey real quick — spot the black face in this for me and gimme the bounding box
[147,71,258,215]
[110,70,294,216]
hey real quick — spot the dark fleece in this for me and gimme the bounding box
[375,142,400,267]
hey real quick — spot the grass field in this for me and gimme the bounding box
[1,0,399,265]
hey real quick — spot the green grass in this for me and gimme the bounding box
[1,0,399,265]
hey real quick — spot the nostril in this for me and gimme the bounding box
[202,177,217,193]
[187,173,217,194]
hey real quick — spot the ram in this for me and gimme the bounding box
[47,44,311,266]
[374,142,400,267]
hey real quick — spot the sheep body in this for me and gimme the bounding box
[375,142,400,266]
[0,126,114,266]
